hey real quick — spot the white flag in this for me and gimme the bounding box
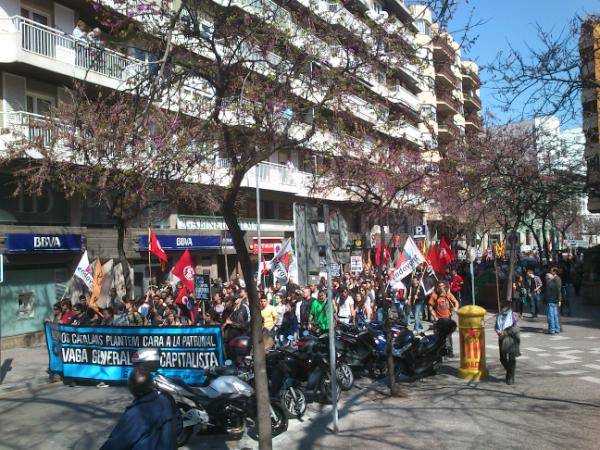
[74,251,93,291]
[390,237,426,281]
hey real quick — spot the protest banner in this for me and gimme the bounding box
[45,323,223,384]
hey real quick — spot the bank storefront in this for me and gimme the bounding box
[0,230,84,347]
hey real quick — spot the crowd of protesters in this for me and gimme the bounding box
[50,253,580,351]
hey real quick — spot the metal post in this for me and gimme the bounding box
[470,260,476,305]
[323,204,339,433]
[255,161,262,288]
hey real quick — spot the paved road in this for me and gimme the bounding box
[1,299,600,450]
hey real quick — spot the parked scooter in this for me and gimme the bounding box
[132,348,288,447]
[392,318,457,380]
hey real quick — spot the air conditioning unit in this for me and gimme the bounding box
[378,11,388,21]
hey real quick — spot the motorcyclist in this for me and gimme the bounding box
[100,367,177,450]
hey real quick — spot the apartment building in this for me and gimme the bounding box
[0,0,468,344]
[580,15,600,214]
[410,4,482,149]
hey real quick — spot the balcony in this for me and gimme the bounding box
[0,17,144,90]
[217,159,312,195]
[0,111,51,152]
[389,84,420,112]
[465,114,482,133]
[435,64,459,90]
[433,35,455,61]
[437,120,460,143]
[376,120,422,144]
[463,90,482,110]
[436,91,461,114]
[461,67,480,87]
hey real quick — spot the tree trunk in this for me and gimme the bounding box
[117,219,133,300]
[222,197,272,450]
[541,217,551,264]
[504,224,519,303]
[525,223,544,266]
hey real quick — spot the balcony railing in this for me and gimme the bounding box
[6,16,143,81]
[463,90,482,108]
[436,91,460,113]
[1,111,52,147]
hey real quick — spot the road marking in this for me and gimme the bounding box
[549,335,570,340]
[525,347,545,352]
[557,370,588,376]
[552,359,580,365]
[583,364,600,370]
[579,376,600,385]
[538,365,553,370]
[550,346,572,350]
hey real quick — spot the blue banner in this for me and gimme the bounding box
[138,234,222,251]
[6,233,82,253]
[45,323,223,384]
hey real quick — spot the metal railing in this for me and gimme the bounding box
[8,16,142,80]
[1,111,52,147]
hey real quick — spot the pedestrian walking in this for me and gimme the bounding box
[544,267,562,334]
[428,282,459,358]
[495,300,520,385]
[526,270,542,318]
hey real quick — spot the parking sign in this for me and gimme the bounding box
[413,225,427,239]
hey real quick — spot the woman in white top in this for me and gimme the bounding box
[336,288,355,324]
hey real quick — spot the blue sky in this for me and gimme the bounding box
[450,0,599,127]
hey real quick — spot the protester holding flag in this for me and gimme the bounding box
[428,282,459,357]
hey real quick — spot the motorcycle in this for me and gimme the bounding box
[336,321,403,379]
[295,333,349,396]
[392,318,457,380]
[132,348,288,447]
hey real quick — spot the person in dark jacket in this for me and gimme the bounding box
[100,367,177,450]
[495,300,520,385]
[544,268,562,334]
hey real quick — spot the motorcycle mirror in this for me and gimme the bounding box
[302,330,309,336]
[224,359,233,366]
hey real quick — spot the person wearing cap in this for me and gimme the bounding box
[495,299,520,385]
[100,367,177,450]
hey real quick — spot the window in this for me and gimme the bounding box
[422,75,435,91]
[327,1,339,13]
[421,104,436,122]
[21,7,49,26]
[373,1,383,14]
[26,95,52,115]
[416,19,431,36]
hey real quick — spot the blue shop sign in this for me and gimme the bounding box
[139,234,222,251]
[6,233,83,254]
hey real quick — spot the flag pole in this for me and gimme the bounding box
[148,228,152,289]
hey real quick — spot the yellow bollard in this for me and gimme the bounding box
[457,305,488,380]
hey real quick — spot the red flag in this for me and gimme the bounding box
[261,254,269,276]
[375,241,390,267]
[149,228,168,270]
[438,236,455,272]
[172,249,195,294]
[427,244,440,273]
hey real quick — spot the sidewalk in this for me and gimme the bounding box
[0,344,54,396]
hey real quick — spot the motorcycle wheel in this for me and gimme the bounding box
[281,386,307,418]
[175,403,193,447]
[270,403,289,436]
[336,364,354,391]
[320,373,341,404]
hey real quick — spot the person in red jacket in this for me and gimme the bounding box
[449,269,464,304]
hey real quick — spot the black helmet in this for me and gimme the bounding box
[392,329,415,356]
